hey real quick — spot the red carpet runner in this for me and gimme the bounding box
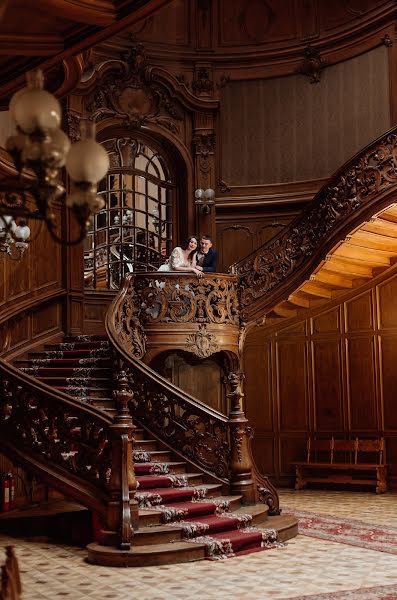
[16,335,283,560]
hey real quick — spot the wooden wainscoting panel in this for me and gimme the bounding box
[130,0,191,46]
[379,335,397,430]
[217,225,254,273]
[9,314,31,351]
[172,355,227,414]
[311,306,340,334]
[34,227,61,288]
[346,336,378,431]
[251,434,275,478]
[344,289,374,332]
[244,340,273,430]
[276,320,307,338]
[218,0,298,46]
[32,301,61,339]
[6,256,30,301]
[311,339,344,432]
[319,0,386,32]
[277,340,308,431]
[376,274,397,330]
[83,292,115,335]
[279,435,307,478]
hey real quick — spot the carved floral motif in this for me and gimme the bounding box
[0,373,112,488]
[86,42,183,133]
[121,358,230,479]
[133,274,239,326]
[186,324,220,358]
[112,276,147,359]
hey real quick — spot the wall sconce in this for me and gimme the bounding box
[0,215,30,259]
[0,69,109,246]
[194,188,215,214]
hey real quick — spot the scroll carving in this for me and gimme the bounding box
[86,42,183,133]
[132,274,239,326]
[237,131,397,311]
[186,324,220,358]
[122,358,230,479]
[0,373,112,489]
[112,276,147,359]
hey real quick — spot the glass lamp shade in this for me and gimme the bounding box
[14,223,30,241]
[0,216,17,233]
[66,138,109,184]
[195,188,205,199]
[12,87,61,134]
[204,188,215,200]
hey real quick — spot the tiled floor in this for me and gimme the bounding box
[2,489,397,599]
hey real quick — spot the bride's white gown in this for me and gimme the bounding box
[158,247,192,271]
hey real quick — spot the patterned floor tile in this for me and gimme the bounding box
[2,489,397,599]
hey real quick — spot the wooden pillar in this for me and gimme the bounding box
[100,371,138,549]
[227,371,256,504]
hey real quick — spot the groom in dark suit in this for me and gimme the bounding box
[196,235,218,273]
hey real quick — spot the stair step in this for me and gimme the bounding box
[87,540,206,567]
[134,440,159,452]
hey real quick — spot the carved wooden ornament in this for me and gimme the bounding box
[186,324,220,358]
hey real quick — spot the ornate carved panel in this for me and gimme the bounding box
[86,43,184,134]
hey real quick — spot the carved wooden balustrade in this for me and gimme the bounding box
[0,361,137,550]
[107,273,280,511]
[113,272,240,363]
[236,125,397,321]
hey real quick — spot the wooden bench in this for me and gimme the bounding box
[293,437,387,494]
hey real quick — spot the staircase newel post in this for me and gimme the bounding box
[102,370,138,550]
[227,371,256,504]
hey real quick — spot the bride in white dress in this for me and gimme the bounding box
[158,236,203,277]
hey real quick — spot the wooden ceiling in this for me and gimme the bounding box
[265,204,397,325]
[0,0,173,104]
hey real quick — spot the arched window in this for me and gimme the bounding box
[84,136,174,289]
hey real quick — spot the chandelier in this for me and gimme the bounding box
[0,69,109,250]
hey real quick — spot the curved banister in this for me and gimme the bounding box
[106,272,231,480]
[106,272,280,513]
[236,124,397,321]
[0,360,113,514]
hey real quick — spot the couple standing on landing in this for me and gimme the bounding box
[158,235,217,278]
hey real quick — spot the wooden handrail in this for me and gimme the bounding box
[236,124,397,321]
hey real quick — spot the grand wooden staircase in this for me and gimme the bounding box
[4,336,295,565]
[3,125,397,565]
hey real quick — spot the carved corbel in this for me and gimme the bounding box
[297,45,327,84]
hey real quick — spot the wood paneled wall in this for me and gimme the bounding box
[244,264,397,489]
[220,45,390,185]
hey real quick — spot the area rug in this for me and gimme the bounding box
[293,583,397,599]
[285,509,397,555]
